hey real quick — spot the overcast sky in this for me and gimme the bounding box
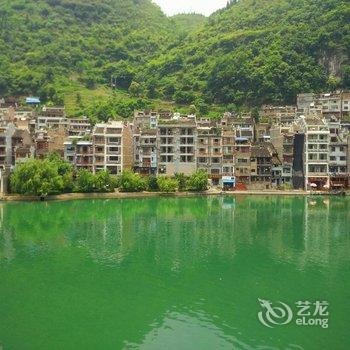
[153,0,227,16]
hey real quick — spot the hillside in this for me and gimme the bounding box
[142,0,350,107]
[0,0,176,102]
[171,13,206,34]
[0,0,349,117]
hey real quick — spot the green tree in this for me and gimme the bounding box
[75,169,96,193]
[186,170,208,192]
[157,176,178,192]
[147,175,159,191]
[129,81,143,97]
[118,170,146,192]
[10,159,64,196]
[174,173,187,192]
[94,170,117,192]
[251,107,260,123]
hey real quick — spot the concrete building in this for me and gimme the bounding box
[234,137,251,184]
[297,115,330,190]
[0,124,15,168]
[233,115,254,141]
[261,105,296,125]
[92,121,133,174]
[75,140,94,172]
[157,114,197,176]
[328,120,349,187]
[67,117,91,136]
[297,91,350,120]
[196,121,223,185]
[133,129,158,175]
[316,92,342,120]
[270,125,295,185]
[133,111,158,175]
[250,142,281,186]
[11,129,35,165]
[222,129,235,178]
[341,92,350,118]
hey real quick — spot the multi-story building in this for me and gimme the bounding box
[297,91,350,120]
[261,105,296,125]
[134,129,158,175]
[133,111,158,175]
[270,125,295,185]
[250,143,280,185]
[75,140,94,172]
[11,129,34,165]
[316,92,342,120]
[234,137,251,184]
[342,92,350,118]
[254,122,271,142]
[297,93,315,114]
[221,129,235,178]
[328,120,349,187]
[297,115,330,189]
[196,121,222,185]
[0,124,15,168]
[67,117,91,136]
[133,110,158,130]
[234,114,254,141]
[35,130,50,159]
[37,115,68,130]
[92,121,133,174]
[157,114,197,176]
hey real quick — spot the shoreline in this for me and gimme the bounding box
[1,189,346,202]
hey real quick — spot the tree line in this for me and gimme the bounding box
[9,154,209,196]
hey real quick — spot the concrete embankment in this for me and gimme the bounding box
[0,189,317,202]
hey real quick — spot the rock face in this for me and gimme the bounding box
[319,50,348,78]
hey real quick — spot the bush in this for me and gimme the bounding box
[118,170,146,192]
[94,170,118,192]
[174,173,187,192]
[10,158,64,196]
[278,183,293,191]
[75,169,96,193]
[157,177,178,193]
[186,170,208,192]
[147,175,159,191]
[62,172,75,193]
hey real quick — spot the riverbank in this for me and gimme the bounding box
[0,189,325,202]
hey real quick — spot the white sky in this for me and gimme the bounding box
[153,0,228,16]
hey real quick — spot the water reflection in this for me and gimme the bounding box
[0,196,349,349]
[0,196,349,270]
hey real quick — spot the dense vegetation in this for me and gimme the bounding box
[0,0,349,116]
[9,155,209,196]
[10,154,117,196]
[171,13,206,34]
[0,0,176,102]
[144,0,350,107]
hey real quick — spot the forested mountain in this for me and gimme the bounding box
[0,0,176,102]
[142,0,350,107]
[0,0,349,113]
[171,13,206,34]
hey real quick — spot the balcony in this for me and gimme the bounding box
[76,160,93,166]
[76,149,93,156]
[94,159,105,165]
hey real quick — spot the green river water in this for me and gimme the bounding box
[0,196,349,350]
